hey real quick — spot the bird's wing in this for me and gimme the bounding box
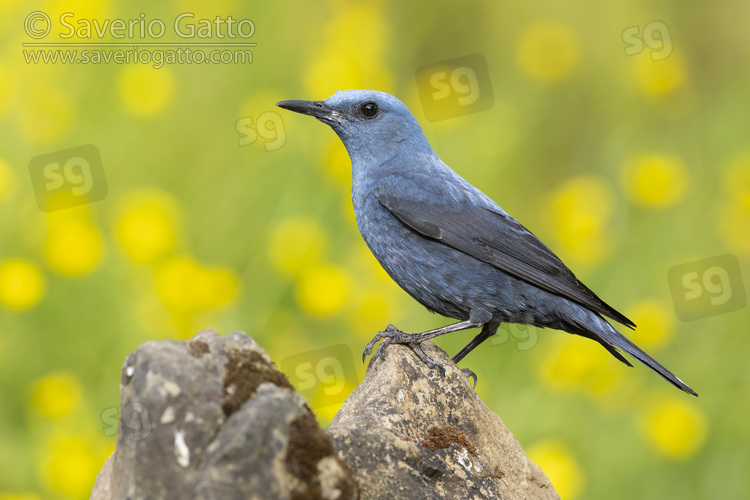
[374,175,635,328]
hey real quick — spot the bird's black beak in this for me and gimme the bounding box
[277,100,335,120]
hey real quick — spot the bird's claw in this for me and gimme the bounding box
[362,324,399,362]
[460,367,478,388]
[410,341,446,377]
[376,338,392,361]
[362,324,447,379]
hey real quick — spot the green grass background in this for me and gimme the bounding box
[0,1,748,499]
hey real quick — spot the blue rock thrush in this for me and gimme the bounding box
[277,90,697,396]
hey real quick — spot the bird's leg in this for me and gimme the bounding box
[362,320,482,377]
[448,323,498,388]
[452,323,497,363]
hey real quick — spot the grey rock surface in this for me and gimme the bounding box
[328,341,559,500]
[91,329,357,500]
[92,330,557,500]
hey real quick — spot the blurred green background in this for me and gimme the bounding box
[1,1,749,498]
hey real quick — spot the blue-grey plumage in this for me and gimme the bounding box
[277,90,697,396]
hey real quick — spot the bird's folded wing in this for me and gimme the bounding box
[374,177,635,328]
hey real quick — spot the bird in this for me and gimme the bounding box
[277,90,697,396]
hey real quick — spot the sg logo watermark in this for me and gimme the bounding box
[415,53,494,122]
[236,111,286,151]
[622,21,673,61]
[668,254,746,321]
[280,344,358,410]
[490,323,539,351]
[101,401,152,442]
[28,144,107,212]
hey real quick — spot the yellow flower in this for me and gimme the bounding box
[48,0,110,20]
[516,21,580,84]
[348,290,401,340]
[621,154,688,208]
[537,336,619,395]
[632,52,687,96]
[323,139,352,186]
[115,190,180,264]
[38,432,106,497]
[719,197,750,252]
[0,156,16,202]
[720,155,750,249]
[527,440,585,499]
[723,152,750,205]
[304,4,393,96]
[44,215,103,276]
[305,52,364,98]
[268,216,328,277]
[310,376,360,425]
[314,406,339,429]
[639,395,708,460]
[155,255,239,312]
[626,300,675,351]
[296,264,351,317]
[546,176,614,265]
[169,310,222,340]
[20,86,75,144]
[326,4,387,59]
[117,65,175,117]
[0,258,45,310]
[29,372,82,419]
[191,266,239,310]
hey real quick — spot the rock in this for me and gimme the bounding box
[90,455,113,498]
[92,330,557,500]
[91,329,358,500]
[328,341,559,500]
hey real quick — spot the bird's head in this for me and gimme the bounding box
[277,90,432,165]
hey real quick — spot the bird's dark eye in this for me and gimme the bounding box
[360,101,379,118]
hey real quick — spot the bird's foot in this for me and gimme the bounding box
[362,324,446,378]
[460,367,478,389]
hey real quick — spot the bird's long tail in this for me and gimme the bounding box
[581,315,698,396]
